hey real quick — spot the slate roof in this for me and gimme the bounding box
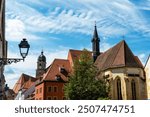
[23,83,35,99]
[95,40,143,71]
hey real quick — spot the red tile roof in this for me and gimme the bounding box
[95,40,143,71]
[13,73,37,94]
[42,59,72,82]
[67,49,92,66]
[68,49,84,62]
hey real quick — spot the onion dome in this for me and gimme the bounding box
[38,51,46,62]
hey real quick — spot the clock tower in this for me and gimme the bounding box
[36,51,46,78]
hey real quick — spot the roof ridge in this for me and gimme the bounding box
[145,54,150,68]
[42,60,55,80]
[54,58,69,61]
[124,41,126,65]
[124,41,141,67]
[22,73,35,79]
[69,49,82,52]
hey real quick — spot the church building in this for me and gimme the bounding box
[92,24,146,100]
[13,23,148,100]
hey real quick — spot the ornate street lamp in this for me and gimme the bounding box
[18,38,30,61]
[0,38,30,66]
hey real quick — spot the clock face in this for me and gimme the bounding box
[39,66,42,69]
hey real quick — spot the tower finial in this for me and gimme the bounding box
[41,49,43,55]
[91,21,100,62]
[93,21,99,39]
[95,21,96,27]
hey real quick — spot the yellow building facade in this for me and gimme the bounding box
[100,67,146,100]
[95,40,147,100]
[145,56,150,99]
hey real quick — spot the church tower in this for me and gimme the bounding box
[91,23,100,62]
[36,51,46,78]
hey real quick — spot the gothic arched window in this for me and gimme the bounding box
[131,80,136,100]
[117,79,122,100]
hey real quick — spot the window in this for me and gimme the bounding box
[59,67,67,74]
[39,98,42,100]
[53,97,57,100]
[117,79,122,100]
[131,80,136,100]
[47,86,57,92]
[36,89,38,94]
[128,74,139,77]
[48,87,52,92]
[134,74,139,77]
[40,87,42,93]
[47,97,52,100]
[55,75,61,81]
[54,86,57,92]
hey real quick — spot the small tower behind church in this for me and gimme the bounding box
[91,22,100,62]
[36,51,46,78]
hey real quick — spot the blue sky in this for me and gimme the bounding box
[4,0,150,88]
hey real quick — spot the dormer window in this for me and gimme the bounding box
[59,67,66,73]
[55,75,61,81]
[59,67,68,76]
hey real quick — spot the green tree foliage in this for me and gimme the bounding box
[64,49,108,100]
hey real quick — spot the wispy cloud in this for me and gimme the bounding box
[5,0,150,88]
[6,0,150,38]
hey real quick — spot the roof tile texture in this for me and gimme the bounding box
[95,40,143,71]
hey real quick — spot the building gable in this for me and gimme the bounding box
[95,40,143,71]
[42,59,71,82]
[13,73,37,94]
